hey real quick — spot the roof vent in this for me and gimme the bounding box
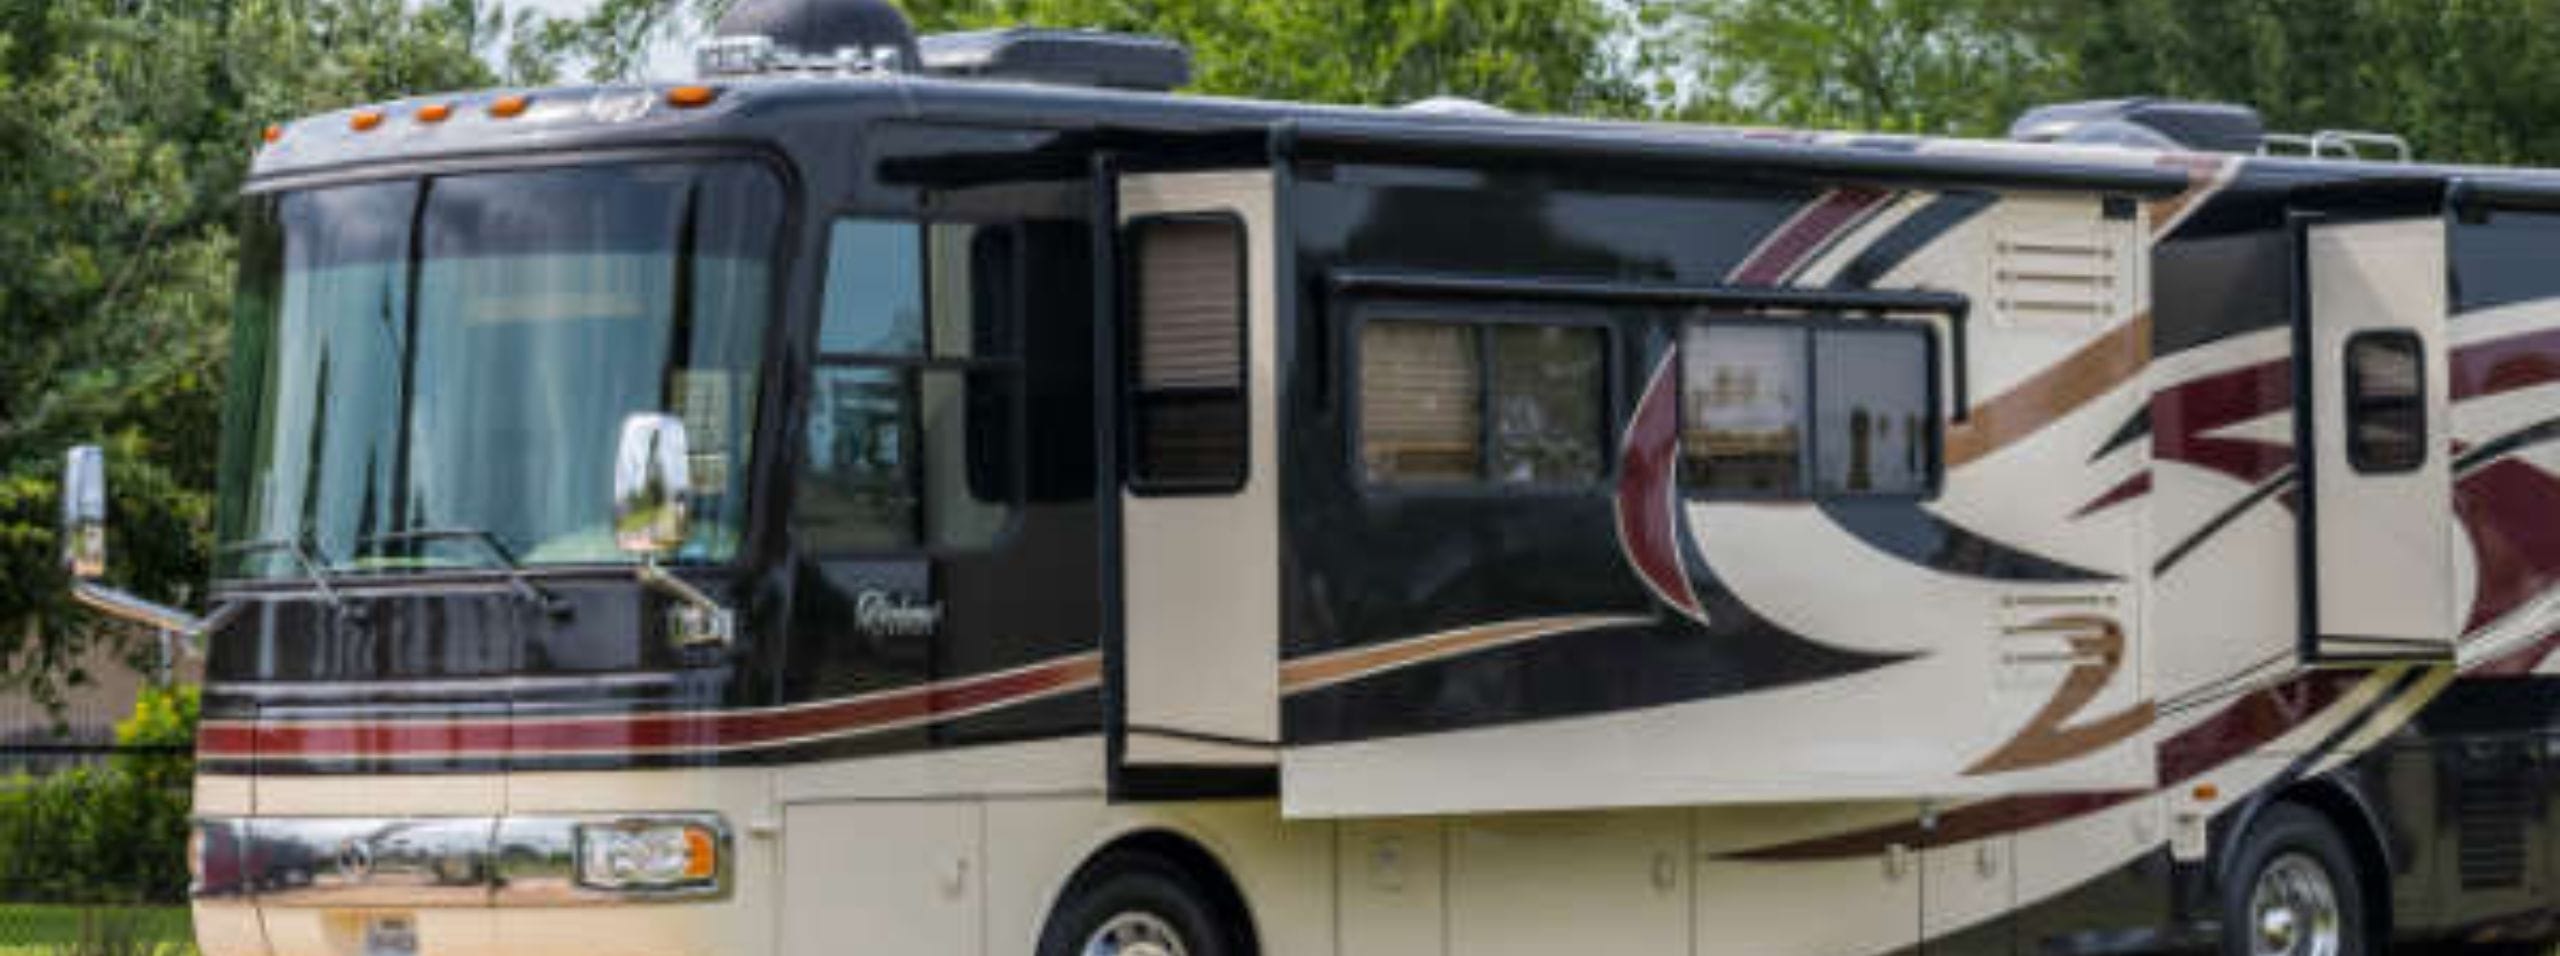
[2009,98,2265,153]
[918,28,1191,92]
[702,0,919,76]
[1401,96,1511,117]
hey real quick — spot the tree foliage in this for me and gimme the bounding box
[0,0,515,714]
[1664,0,2076,135]
[901,0,1645,114]
[1661,0,2560,162]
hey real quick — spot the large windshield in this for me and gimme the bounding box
[216,161,782,580]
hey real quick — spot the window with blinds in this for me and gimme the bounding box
[1362,321,1484,483]
[1360,316,1606,487]
[1129,216,1248,493]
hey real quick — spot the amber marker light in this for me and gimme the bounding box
[349,110,385,132]
[2192,783,2220,802]
[680,826,719,882]
[260,124,282,144]
[417,103,453,124]
[665,85,719,109]
[489,94,530,119]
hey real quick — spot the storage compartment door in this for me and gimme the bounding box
[1695,803,1923,956]
[1449,810,1689,956]
[2300,216,2457,661]
[780,801,983,956]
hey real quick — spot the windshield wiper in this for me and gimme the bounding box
[216,536,347,612]
[356,528,569,617]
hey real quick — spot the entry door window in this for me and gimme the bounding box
[1128,216,1248,494]
[2345,330,2426,474]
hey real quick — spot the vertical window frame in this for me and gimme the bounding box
[1123,211,1253,497]
[1346,299,1620,496]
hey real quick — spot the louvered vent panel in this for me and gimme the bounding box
[1137,220,1242,390]
[1993,231,2122,330]
[2456,768,2534,891]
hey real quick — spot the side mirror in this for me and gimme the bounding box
[55,444,224,649]
[613,413,733,648]
[614,413,695,558]
[61,445,107,580]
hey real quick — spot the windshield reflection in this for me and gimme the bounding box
[215,162,781,580]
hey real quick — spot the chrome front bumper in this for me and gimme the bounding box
[194,814,731,907]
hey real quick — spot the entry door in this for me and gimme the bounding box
[2300,216,2457,660]
[1113,171,1281,789]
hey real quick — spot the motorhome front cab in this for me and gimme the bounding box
[49,3,2560,955]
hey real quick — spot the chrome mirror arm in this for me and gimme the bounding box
[635,558,735,648]
[68,582,238,657]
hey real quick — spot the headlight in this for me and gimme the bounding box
[574,819,723,892]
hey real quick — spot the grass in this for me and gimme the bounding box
[0,906,191,956]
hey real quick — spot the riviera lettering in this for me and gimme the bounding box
[855,590,944,637]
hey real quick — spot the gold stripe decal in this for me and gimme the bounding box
[1279,615,1655,696]
[1945,311,2152,468]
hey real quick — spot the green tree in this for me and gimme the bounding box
[904,0,1646,115]
[0,0,531,713]
[1660,0,2077,135]
[533,0,1645,114]
[2060,0,2560,165]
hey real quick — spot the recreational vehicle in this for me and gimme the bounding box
[53,1,2560,953]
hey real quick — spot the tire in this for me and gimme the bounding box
[2220,803,2370,956]
[1037,849,1243,956]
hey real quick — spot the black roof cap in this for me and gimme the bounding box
[919,28,1192,92]
[2011,98,2267,154]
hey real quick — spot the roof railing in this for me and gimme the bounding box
[2259,129,2413,163]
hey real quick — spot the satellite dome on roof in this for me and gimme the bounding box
[710,0,920,72]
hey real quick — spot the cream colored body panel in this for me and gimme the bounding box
[1447,811,1689,956]
[2145,326,2298,703]
[1693,802,1921,956]
[1334,818,1445,956]
[2305,217,2457,652]
[1117,171,1284,760]
[781,801,984,956]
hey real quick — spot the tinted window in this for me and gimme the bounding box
[801,219,1020,552]
[819,221,926,355]
[1680,321,1937,498]
[217,163,780,579]
[2346,331,2427,474]
[1129,217,1247,492]
[1361,321,1482,483]
[1681,324,1804,495]
[2453,208,2560,315]
[1360,316,1607,487]
[1490,325,1605,484]
[1815,328,1932,495]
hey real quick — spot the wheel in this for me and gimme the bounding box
[1037,849,1242,956]
[2221,803,2368,956]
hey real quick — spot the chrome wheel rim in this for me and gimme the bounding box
[2249,852,2342,956]
[1081,911,1189,956]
